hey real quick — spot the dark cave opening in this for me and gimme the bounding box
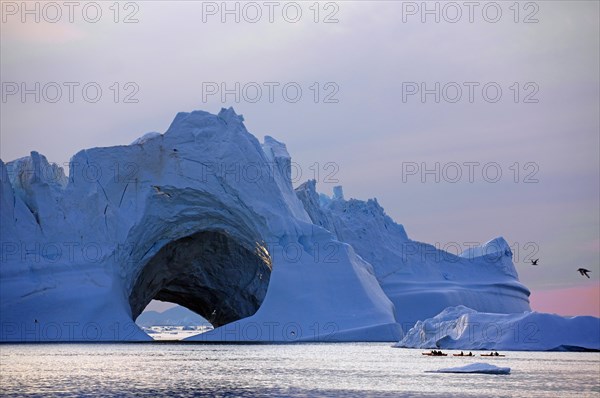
[129,230,272,328]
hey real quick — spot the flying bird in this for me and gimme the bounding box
[577,268,591,278]
[151,185,172,198]
[530,259,539,265]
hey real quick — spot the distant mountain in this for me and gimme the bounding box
[136,305,211,327]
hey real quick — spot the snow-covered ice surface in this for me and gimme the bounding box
[397,306,600,351]
[425,362,511,375]
[1,107,533,342]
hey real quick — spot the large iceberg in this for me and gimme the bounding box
[295,181,531,330]
[397,305,600,351]
[1,108,531,342]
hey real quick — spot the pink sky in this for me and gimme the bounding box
[530,285,600,317]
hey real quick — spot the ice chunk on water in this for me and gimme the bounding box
[426,363,510,375]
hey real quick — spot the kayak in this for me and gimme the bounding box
[480,354,506,357]
[452,354,474,357]
[422,353,448,356]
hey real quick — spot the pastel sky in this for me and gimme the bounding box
[1,1,598,316]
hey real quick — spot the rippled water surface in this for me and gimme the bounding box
[1,343,599,397]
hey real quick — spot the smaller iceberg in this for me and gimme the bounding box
[396,305,600,351]
[426,363,510,375]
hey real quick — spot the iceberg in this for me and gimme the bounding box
[1,107,532,342]
[425,363,511,375]
[0,108,399,342]
[295,181,531,330]
[396,305,600,351]
[135,306,211,327]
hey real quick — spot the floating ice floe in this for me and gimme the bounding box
[426,362,511,375]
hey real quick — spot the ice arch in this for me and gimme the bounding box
[0,107,406,342]
[129,230,271,328]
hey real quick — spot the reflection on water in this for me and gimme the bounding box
[1,343,599,397]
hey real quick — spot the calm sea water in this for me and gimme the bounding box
[1,343,599,397]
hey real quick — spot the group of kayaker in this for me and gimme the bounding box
[456,351,474,357]
[422,350,504,357]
